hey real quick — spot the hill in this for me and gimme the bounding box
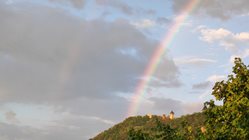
[92,112,205,140]
[92,58,249,140]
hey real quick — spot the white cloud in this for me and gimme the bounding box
[174,57,216,67]
[207,75,226,83]
[235,32,249,41]
[131,19,156,28]
[198,27,249,51]
[230,49,249,63]
[199,28,231,43]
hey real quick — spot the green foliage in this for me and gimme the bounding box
[93,115,152,140]
[124,117,182,140]
[169,112,205,139]
[93,58,249,140]
[128,128,150,140]
[204,58,249,139]
[93,113,205,140]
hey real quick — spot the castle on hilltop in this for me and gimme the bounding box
[169,110,174,120]
[146,110,175,120]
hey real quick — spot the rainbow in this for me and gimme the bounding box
[57,45,81,94]
[127,0,200,116]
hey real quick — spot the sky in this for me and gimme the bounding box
[0,0,249,139]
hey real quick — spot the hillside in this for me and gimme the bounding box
[93,58,249,140]
[92,112,205,140]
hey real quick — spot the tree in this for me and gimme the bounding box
[127,118,181,140]
[153,118,180,140]
[204,58,249,139]
[128,128,150,140]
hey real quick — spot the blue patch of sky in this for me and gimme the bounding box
[157,20,228,101]
[84,0,131,21]
[84,0,108,20]
[125,0,173,18]
[112,0,248,103]
[117,47,139,59]
[197,16,249,33]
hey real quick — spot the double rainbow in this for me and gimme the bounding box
[127,0,200,116]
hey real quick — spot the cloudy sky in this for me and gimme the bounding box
[0,0,249,139]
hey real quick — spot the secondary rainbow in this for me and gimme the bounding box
[127,0,200,116]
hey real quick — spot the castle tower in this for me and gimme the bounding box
[146,113,152,119]
[169,111,174,120]
[162,114,167,120]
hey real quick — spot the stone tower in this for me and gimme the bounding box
[146,113,152,119]
[169,111,174,120]
[162,114,167,120]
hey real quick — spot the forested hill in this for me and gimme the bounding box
[92,112,205,140]
[92,58,249,140]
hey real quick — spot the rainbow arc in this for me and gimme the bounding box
[127,0,200,117]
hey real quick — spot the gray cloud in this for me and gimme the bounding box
[149,97,203,116]
[49,0,85,8]
[156,17,170,26]
[95,0,156,16]
[96,0,133,15]
[172,0,249,19]
[0,2,180,102]
[174,57,216,67]
[150,57,182,88]
[192,81,211,90]
[0,1,181,139]
[56,96,129,122]
[5,111,19,124]
[150,97,183,115]
[0,117,110,140]
[0,99,128,139]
